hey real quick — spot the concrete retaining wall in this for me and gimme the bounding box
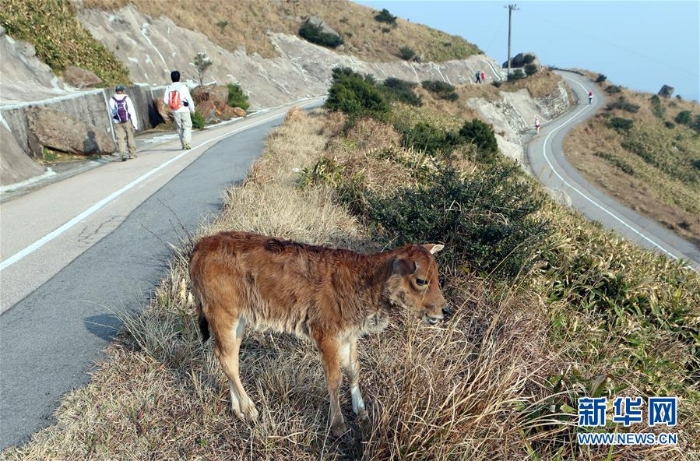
[0,84,166,160]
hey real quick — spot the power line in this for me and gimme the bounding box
[520,9,698,78]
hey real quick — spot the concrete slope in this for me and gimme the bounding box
[528,71,700,270]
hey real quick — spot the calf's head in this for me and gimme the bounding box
[385,244,449,325]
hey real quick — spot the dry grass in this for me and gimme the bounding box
[78,0,480,62]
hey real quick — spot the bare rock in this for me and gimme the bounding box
[658,85,674,98]
[27,107,115,156]
[0,124,46,187]
[153,96,171,122]
[304,16,341,39]
[502,52,540,69]
[231,107,247,118]
[192,85,229,107]
[196,100,217,123]
[62,66,103,89]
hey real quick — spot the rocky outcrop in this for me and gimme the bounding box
[27,107,116,157]
[658,85,674,98]
[192,85,229,107]
[0,124,45,186]
[502,52,541,69]
[303,16,342,41]
[62,66,103,89]
[0,25,67,104]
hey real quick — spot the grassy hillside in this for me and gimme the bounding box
[0,0,130,87]
[564,78,700,246]
[79,0,482,62]
[2,72,697,460]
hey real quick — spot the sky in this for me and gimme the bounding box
[355,1,700,102]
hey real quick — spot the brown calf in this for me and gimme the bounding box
[189,231,448,436]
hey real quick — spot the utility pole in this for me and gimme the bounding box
[506,4,518,79]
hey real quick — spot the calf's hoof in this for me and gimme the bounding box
[331,420,347,437]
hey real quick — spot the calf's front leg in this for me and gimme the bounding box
[316,333,346,437]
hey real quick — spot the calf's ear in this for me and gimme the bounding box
[392,258,416,276]
[423,244,445,254]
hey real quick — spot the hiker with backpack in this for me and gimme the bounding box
[109,84,139,161]
[163,70,195,150]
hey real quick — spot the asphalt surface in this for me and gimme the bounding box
[528,71,700,270]
[0,99,323,449]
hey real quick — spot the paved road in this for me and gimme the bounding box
[528,71,700,270]
[0,98,323,449]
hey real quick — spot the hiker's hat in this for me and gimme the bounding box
[115,84,125,92]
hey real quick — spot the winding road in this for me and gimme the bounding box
[528,71,700,270]
[1,72,698,451]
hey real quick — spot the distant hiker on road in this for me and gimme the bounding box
[588,90,593,104]
[109,84,139,161]
[480,70,486,83]
[535,116,541,134]
[164,70,195,150]
[475,70,481,83]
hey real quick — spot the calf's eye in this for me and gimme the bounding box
[416,278,427,286]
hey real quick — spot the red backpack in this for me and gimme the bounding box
[168,87,182,110]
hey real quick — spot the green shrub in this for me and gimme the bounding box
[380,77,422,106]
[522,54,536,65]
[398,46,416,61]
[507,69,525,82]
[374,8,397,25]
[606,97,639,113]
[0,0,130,86]
[524,63,538,76]
[191,111,205,129]
[605,85,622,94]
[400,122,454,156]
[226,83,250,110]
[596,74,607,83]
[492,80,502,88]
[299,21,343,48]
[325,67,390,124]
[675,110,692,126]
[421,80,458,101]
[607,117,634,132]
[650,95,665,119]
[664,120,675,129]
[593,151,635,175]
[458,119,498,160]
[361,166,548,277]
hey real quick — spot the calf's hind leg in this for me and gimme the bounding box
[212,316,259,421]
[315,333,346,437]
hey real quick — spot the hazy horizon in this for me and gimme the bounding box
[356,1,699,103]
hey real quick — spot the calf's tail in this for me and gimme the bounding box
[192,286,210,343]
[198,309,210,343]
